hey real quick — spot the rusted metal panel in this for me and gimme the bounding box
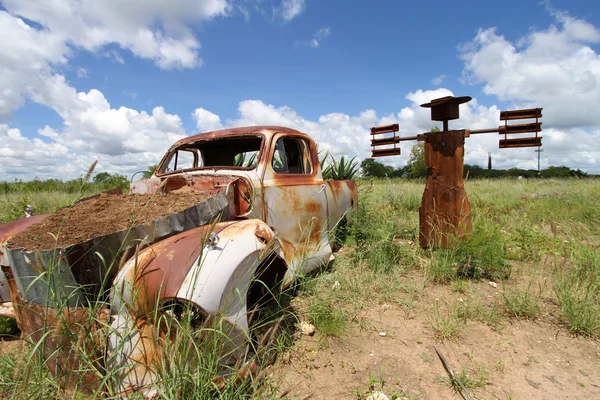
[1,266,108,395]
[5,193,230,307]
[372,148,401,157]
[499,137,542,148]
[500,108,543,120]
[421,96,472,121]
[370,124,399,135]
[371,137,401,146]
[499,122,542,134]
[109,219,279,396]
[0,215,49,303]
[419,130,472,248]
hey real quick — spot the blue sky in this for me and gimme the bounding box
[1,0,599,179]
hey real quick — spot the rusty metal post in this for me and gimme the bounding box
[419,130,472,248]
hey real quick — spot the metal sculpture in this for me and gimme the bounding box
[371,95,543,248]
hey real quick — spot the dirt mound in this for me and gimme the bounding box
[9,191,214,251]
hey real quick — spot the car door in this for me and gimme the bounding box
[261,133,331,281]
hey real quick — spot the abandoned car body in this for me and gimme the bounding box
[0,126,357,394]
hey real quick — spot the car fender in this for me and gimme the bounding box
[108,219,282,395]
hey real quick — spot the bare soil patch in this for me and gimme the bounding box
[9,191,213,251]
[272,276,600,399]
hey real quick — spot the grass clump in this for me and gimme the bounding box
[502,279,544,320]
[554,245,600,337]
[307,298,347,340]
[447,365,488,394]
[428,219,509,283]
[431,304,462,341]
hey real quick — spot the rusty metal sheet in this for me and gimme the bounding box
[370,124,399,135]
[5,192,230,306]
[371,137,401,146]
[500,108,543,120]
[0,215,49,302]
[1,266,108,395]
[419,130,472,248]
[372,148,401,157]
[499,122,542,134]
[499,137,542,148]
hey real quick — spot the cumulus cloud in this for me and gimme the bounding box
[458,10,600,172]
[193,108,224,131]
[276,0,305,22]
[2,0,230,70]
[460,11,600,129]
[0,2,227,179]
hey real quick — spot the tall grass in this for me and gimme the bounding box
[1,176,600,399]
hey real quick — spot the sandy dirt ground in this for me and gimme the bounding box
[271,279,600,400]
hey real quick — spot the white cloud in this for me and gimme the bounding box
[76,67,88,78]
[431,74,446,85]
[2,0,231,70]
[311,27,331,48]
[457,10,600,172]
[193,108,224,131]
[0,86,187,179]
[295,26,331,48]
[460,11,600,129]
[277,0,305,22]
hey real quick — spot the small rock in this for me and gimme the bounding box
[381,303,392,310]
[332,281,341,291]
[488,281,498,288]
[366,391,389,400]
[378,331,387,337]
[300,321,315,336]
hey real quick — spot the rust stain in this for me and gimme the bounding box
[419,130,472,248]
[1,266,108,394]
[0,214,49,243]
[131,223,234,314]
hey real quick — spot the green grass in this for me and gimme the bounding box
[1,176,600,398]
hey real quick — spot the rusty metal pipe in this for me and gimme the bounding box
[468,127,501,135]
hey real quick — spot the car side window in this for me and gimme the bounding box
[165,149,197,172]
[271,137,313,174]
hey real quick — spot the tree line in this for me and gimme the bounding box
[361,144,594,179]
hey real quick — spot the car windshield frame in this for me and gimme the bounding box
[156,134,265,176]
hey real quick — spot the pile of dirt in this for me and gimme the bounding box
[9,191,214,251]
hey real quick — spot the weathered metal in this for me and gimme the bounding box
[499,137,543,148]
[499,108,543,121]
[371,124,400,157]
[0,126,357,396]
[418,130,472,248]
[1,265,108,394]
[5,193,230,307]
[369,95,543,248]
[104,127,357,394]
[421,96,472,122]
[370,124,399,135]
[372,148,401,157]
[0,215,49,303]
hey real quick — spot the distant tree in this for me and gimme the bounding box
[406,142,427,178]
[361,158,388,177]
[541,166,572,178]
[93,172,111,184]
[488,153,492,170]
[93,172,128,189]
[142,164,158,179]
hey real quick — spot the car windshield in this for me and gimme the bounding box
[159,135,263,174]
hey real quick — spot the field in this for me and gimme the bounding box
[1,178,599,399]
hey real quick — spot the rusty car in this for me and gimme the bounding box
[0,126,358,395]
